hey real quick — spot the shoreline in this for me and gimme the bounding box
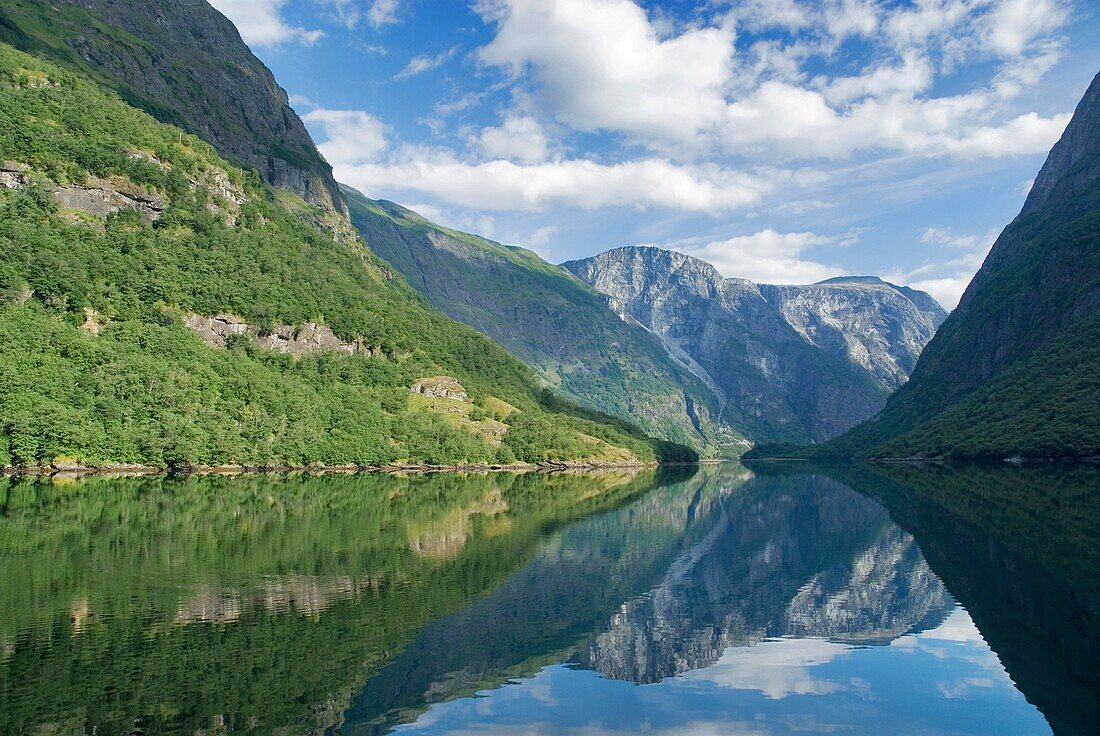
[0,459,680,479]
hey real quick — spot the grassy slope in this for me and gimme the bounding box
[344,189,730,455]
[0,44,692,468]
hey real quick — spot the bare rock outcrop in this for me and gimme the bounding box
[183,313,381,358]
[410,376,470,402]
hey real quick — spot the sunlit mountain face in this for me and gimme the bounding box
[215,0,1098,311]
[3,464,1094,735]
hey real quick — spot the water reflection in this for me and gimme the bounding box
[0,462,1094,735]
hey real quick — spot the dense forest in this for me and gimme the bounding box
[0,44,693,468]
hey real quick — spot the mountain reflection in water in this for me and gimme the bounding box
[0,463,1095,735]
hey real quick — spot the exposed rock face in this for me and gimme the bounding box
[565,248,943,443]
[55,179,166,223]
[183,313,379,357]
[760,277,947,390]
[410,376,470,402]
[0,0,346,215]
[1,164,167,222]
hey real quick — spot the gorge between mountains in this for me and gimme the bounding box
[0,1,1097,735]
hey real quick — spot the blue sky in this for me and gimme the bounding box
[207,0,1099,307]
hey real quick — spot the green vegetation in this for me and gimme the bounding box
[0,0,344,213]
[344,191,728,456]
[0,44,692,468]
[870,315,1100,459]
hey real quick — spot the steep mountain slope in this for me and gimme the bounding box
[343,189,735,454]
[0,0,346,216]
[565,247,943,443]
[808,70,1100,459]
[759,277,947,389]
[0,42,691,468]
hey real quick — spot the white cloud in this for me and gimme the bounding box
[821,52,934,105]
[477,0,736,151]
[208,0,323,46]
[883,225,998,308]
[397,46,459,79]
[474,0,1072,161]
[366,0,401,28]
[303,109,388,165]
[335,154,780,212]
[476,115,549,164]
[984,0,1069,56]
[671,229,846,284]
[526,225,558,258]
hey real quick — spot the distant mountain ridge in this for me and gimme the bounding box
[344,189,945,451]
[565,247,945,443]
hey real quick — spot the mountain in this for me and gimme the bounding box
[0,0,346,216]
[759,277,947,390]
[795,70,1100,460]
[0,20,692,467]
[343,189,734,454]
[564,247,945,443]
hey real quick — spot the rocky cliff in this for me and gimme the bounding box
[0,0,346,215]
[760,277,946,389]
[564,247,944,443]
[813,70,1100,459]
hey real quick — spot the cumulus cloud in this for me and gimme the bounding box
[476,115,549,163]
[984,0,1069,56]
[208,0,322,46]
[477,0,736,150]
[337,155,779,211]
[303,109,388,165]
[474,0,1071,160]
[671,229,846,284]
[305,104,787,212]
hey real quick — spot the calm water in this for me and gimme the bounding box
[0,464,1096,735]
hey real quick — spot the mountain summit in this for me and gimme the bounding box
[564,247,945,444]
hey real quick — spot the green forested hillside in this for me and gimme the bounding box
[868,314,1100,459]
[748,70,1100,460]
[344,190,731,455]
[0,44,690,468]
[0,0,346,214]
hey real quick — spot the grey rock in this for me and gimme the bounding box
[54,179,166,223]
[183,313,371,357]
[410,376,471,403]
[759,277,947,390]
[565,247,944,443]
